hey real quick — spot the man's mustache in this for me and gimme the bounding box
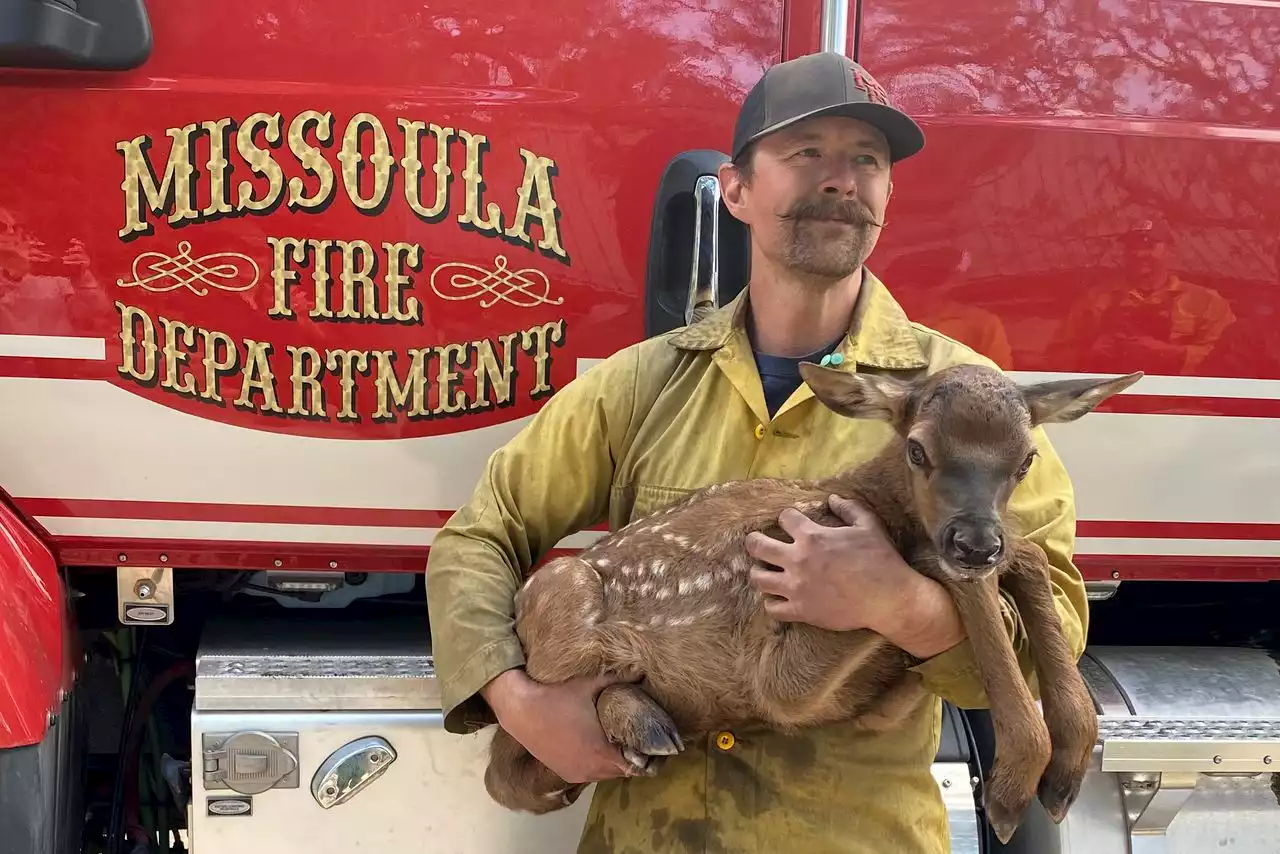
[779,198,885,228]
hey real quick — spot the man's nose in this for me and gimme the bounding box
[820,164,860,196]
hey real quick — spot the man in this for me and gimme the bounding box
[426,51,1088,853]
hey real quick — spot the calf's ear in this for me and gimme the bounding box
[799,362,912,424]
[1020,371,1144,425]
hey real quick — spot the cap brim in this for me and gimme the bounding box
[738,101,926,163]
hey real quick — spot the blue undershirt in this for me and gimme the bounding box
[752,337,843,417]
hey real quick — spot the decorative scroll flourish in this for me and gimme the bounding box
[116,241,260,296]
[429,255,564,309]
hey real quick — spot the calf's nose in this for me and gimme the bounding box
[944,525,1003,568]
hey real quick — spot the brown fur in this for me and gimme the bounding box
[482,361,1142,844]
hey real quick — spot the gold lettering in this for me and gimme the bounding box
[233,339,284,413]
[325,349,368,421]
[521,319,565,397]
[371,349,431,419]
[337,113,395,211]
[399,119,453,220]
[115,302,157,381]
[287,345,325,416]
[236,112,285,212]
[434,342,469,414]
[158,315,198,396]
[287,110,335,210]
[202,118,235,218]
[268,236,308,318]
[117,125,200,238]
[307,238,336,319]
[199,329,237,402]
[382,241,422,323]
[471,333,519,411]
[505,148,566,259]
[457,129,503,234]
[337,239,378,319]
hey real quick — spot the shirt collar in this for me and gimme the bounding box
[668,268,929,371]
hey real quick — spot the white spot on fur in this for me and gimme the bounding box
[699,605,719,619]
[621,564,634,578]
[594,557,611,568]
[651,522,670,533]
[662,533,691,548]
[650,560,667,577]
[668,615,696,627]
[677,574,714,595]
[637,581,653,596]
[655,587,672,601]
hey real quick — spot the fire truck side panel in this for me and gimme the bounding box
[0,0,786,571]
[856,0,1280,582]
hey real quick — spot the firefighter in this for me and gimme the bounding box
[426,51,1088,854]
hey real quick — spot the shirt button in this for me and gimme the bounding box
[716,731,736,750]
[753,424,765,440]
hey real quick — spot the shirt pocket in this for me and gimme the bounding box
[610,483,697,528]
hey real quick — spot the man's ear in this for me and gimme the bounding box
[1021,371,1144,425]
[799,362,911,424]
[718,160,747,218]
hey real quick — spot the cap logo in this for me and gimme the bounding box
[851,66,890,106]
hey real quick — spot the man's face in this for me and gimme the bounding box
[721,115,893,281]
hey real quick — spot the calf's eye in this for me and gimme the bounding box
[1017,452,1037,479]
[907,439,928,467]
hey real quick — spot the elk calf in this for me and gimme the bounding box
[483,361,1141,844]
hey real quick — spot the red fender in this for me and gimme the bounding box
[0,498,67,749]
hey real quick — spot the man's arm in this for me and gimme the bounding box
[425,346,641,734]
[906,427,1089,707]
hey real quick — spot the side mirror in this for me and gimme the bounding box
[0,0,152,70]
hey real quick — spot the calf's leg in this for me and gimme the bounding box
[1001,541,1099,823]
[484,557,608,812]
[484,726,588,814]
[487,556,685,810]
[947,574,1051,845]
[751,619,908,729]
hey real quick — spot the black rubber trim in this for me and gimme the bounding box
[0,687,85,854]
[643,149,749,337]
[0,0,151,70]
[935,701,972,763]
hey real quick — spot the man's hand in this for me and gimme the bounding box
[744,495,966,659]
[481,668,635,784]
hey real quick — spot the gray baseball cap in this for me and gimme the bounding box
[732,52,925,163]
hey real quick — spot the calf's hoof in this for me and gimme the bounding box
[1037,750,1089,823]
[984,794,1024,846]
[597,683,684,777]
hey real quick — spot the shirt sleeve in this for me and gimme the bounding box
[425,345,642,733]
[905,425,1090,709]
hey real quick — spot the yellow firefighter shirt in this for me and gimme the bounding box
[425,270,1089,854]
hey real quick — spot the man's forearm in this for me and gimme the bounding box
[879,573,967,660]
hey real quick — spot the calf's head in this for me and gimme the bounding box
[800,361,1142,581]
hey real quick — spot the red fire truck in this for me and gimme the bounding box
[1,0,1277,852]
